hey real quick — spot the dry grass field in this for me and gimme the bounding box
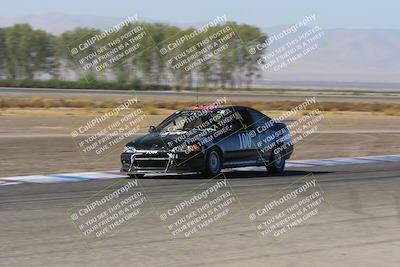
[1,97,400,115]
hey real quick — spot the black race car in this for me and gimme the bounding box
[120,105,293,178]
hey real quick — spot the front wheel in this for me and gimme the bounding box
[203,148,222,177]
[266,149,286,174]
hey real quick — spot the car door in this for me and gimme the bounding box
[246,108,276,163]
[218,108,259,166]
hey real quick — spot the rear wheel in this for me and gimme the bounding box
[128,174,145,179]
[203,148,222,177]
[266,149,286,174]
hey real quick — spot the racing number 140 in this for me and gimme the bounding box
[238,133,252,149]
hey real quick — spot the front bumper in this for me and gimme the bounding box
[120,149,206,174]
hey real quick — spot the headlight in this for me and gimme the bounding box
[171,144,202,153]
[123,146,136,153]
[187,144,202,152]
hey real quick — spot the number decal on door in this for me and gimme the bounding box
[238,133,252,149]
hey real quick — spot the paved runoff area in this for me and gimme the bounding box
[0,160,399,267]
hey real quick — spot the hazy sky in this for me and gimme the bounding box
[1,0,399,29]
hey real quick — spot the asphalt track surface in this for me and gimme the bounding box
[1,162,399,266]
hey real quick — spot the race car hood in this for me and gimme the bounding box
[127,130,210,150]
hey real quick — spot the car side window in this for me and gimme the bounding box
[229,110,244,132]
[247,108,271,126]
[234,109,252,130]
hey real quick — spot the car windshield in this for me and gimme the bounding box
[157,109,230,132]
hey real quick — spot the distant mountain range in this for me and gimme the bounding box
[260,26,400,85]
[1,13,399,87]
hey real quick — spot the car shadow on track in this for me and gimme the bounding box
[140,170,333,180]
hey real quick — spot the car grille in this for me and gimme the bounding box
[122,152,170,169]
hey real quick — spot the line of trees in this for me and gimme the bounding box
[0,22,267,89]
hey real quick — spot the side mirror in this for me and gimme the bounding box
[149,125,157,133]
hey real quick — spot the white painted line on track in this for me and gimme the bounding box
[1,154,399,186]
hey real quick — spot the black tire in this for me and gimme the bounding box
[128,174,145,179]
[203,148,222,177]
[266,148,286,174]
